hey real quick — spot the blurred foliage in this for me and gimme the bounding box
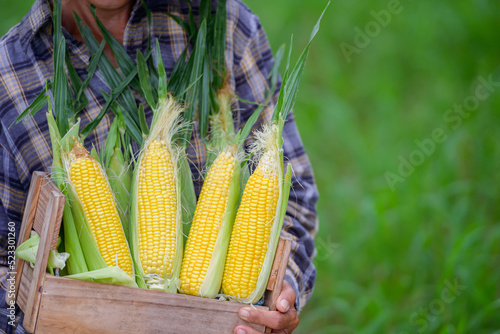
[2,1,500,333]
[250,0,500,333]
[0,1,32,37]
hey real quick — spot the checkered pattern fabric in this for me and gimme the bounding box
[0,0,318,331]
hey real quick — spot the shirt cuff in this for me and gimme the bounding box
[284,271,301,313]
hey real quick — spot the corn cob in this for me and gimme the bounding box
[48,117,138,287]
[71,2,199,291]
[222,150,279,298]
[67,141,134,277]
[48,103,136,285]
[125,15,210,292]
[179,0,287,298]
[13,0,139,287]
[178,0,247,298]
[180,145,240,297]
[220,3,327,303]
[137,139,176,277]
[221,124,291,303]
[179,80,268,298]
[130,97,184,292]
[46,111,89,275]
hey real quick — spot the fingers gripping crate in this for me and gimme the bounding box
[7,172,293,333]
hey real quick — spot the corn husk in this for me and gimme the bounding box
[220,4,328,304]
[15,233,70,276]
[65,267,138,288]
[129,97,185,292]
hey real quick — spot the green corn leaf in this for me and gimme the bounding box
[198,53,212,141]
[180,19,208,147]
[167,48,189,96]
[233,95,266,107]
[175,74,203,101]
[272,3,329,123]
[188,3,198,40]
[111,104,133,162]
[278,164,293,232]
[75,41,105,103]
[134,262,147,289]
[51,0,70,134]
[74,13,140,129]
[65,54,88,114]
[53,36,69,135]
[110,103,131,161]
[199,0,211,23]
[122,113,144,146]
[90,146,101,163]
[142,2,153,50]
[89,5,142,93]
[146,52,159,103]
[155,39,168,99]
[80,90,117,140]
[80,63,141,140]
[15,233,41,265]
[137,104,150,136]
[52,0,63,52]
[212,0,227,90]
[136,50,156,109]
[10,83,51,128]
[233,45,285,147]
[48,246,71,273]
[104,117,119,168]
[285,35,293,77]
[107,149,132,242]
[273,37,292,123]
[234,106,263,148]
[269,44,285,99]
[46,112,63,184]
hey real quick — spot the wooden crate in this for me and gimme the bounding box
[7,172,292,333]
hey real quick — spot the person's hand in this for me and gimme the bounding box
[234,280,299,334]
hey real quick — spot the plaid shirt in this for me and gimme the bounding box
[0,0,318,332]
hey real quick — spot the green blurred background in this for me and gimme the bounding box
[2,1,499,333]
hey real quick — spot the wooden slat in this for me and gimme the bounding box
[22,174,65,333]
[8,172,44,306]
[32,177,64,250]
[263,238,292,333]
[16,263,33,312]
[264,238,292,309]
[14,172,293,333]
[36,276,268,334]
[266,238,286,291]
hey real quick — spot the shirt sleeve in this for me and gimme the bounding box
[230,0,319,312]
[0,143,29,333]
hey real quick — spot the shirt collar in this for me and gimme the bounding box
[18,0,52,50]
[17,0,150,50]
